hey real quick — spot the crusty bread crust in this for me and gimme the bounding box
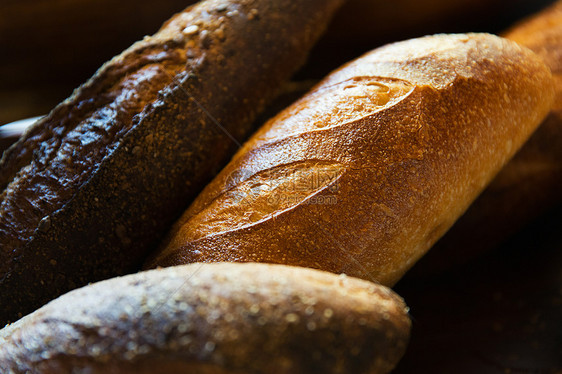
[148,33,554,286]
[0,0,344,325]
[0,262,411,374]
[413,2,562,275]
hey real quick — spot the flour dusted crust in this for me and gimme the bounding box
[149,33,554,286]
[414,2,562,275]
[0,262,410,374]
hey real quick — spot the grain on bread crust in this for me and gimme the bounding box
[413,1,562,275]
[0,0,344,325]
[148,33,554,286]
[0,262,411,374]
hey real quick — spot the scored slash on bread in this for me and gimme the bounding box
[148,33,555,286]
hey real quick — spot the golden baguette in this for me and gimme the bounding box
[147,33,554,286]
[412,1,562,275]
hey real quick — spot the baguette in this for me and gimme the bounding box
[412,1,562,275]
[0,0,344,325]
[147,33,554,286]
[0,262,411,374]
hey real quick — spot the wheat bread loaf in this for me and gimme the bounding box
[0,262,410,374]
[147,33,554,286]
[412,1,562,275]
[0,0,344,325]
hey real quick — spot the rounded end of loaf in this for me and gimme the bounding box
[409,8,562,278]
[504,1,562,73]
[365,33,556,286]
[148,33,555,287]
[0,262,411,374]
[504,1,562,113]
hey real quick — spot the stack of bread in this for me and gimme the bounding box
[0,0,560,372]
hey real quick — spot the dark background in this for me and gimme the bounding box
[0,0,556,126]
[396,203,562,373]
[0,0,560,372]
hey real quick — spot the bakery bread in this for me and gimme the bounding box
[0,262,411,374]
[411,1,562,276]
[0,0,344,325]
[147,33,554,286]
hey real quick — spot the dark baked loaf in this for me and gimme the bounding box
[411,0,562,276]
[0,0,344,325]
[147,33,554,286]
[0,262,411,374]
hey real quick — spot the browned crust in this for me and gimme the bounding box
[0,262,411,374]
[411,1,562,276]
[147,33,554,286]
[0,0,345,325]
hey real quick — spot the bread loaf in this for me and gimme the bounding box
[0,262,411,374]
[147,33,554,286]
[411,1,562,276]
[0,0,344,325]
